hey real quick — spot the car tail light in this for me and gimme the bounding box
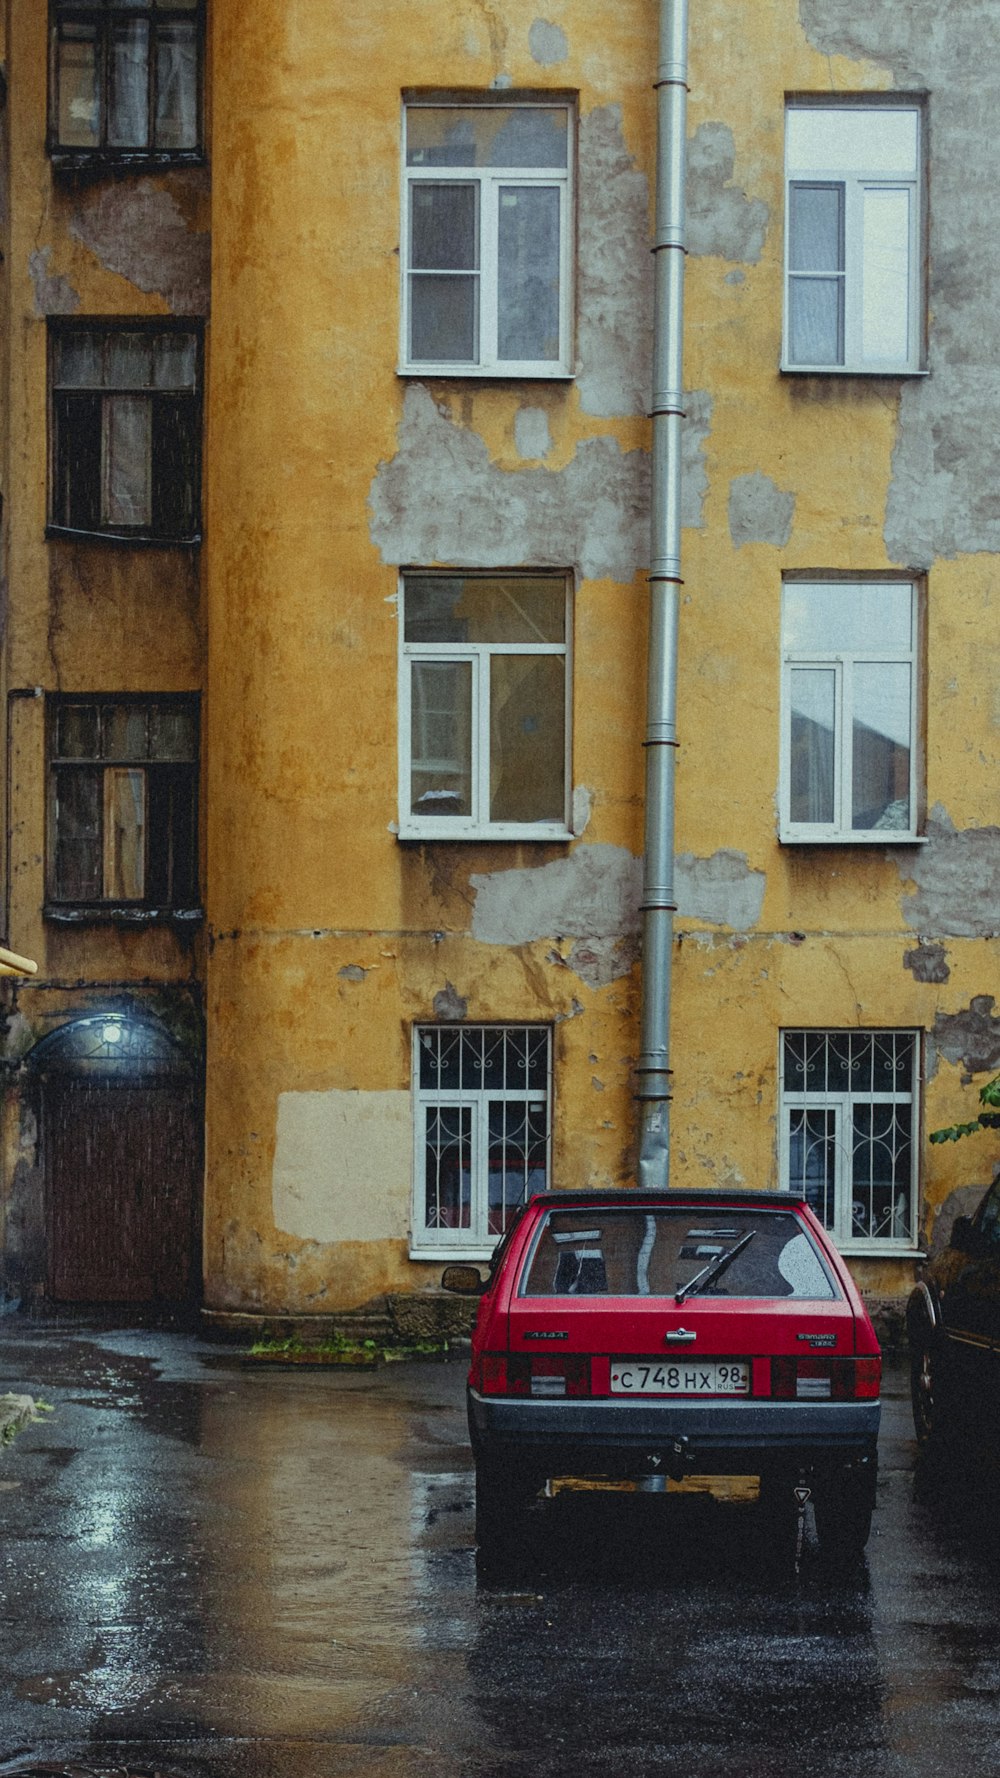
[770,1355,882,1400]
[472,1352,591,1397]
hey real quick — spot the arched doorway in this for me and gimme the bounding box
[31,1014,201,1305]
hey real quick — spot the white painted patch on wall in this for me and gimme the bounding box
[272,1090,411,1244]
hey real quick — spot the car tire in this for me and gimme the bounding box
[812,1460,876,1563]
[909,1329,942,1446]
[474,1458,540,1565]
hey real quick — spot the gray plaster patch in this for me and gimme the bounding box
[797,2,1000,566]
[686,123,769,264]
[893,808,1000,936]
[369,385,711,584]
[576,106,654,417]
[28,248,80,317]
[338,964,367,982]
[433,981,468,1021]
[567,934,640,988]
[514,407,553,459]
[572,784,594,836]
[470,843,642,946]
[69,179,210,314]
[933,996,1000,1076]
[903,941,950,984]
[528,18,568,64]
[728,472,795,548]
[675,849,766,930]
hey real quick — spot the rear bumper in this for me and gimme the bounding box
[468,1389,880,1477]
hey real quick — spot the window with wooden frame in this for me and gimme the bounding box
[399,571,571,840]
[412,1025,551,1258]
[780,578,920,841]
[50,323,202,543]
[780,1030,920,1253]
[783,100,924,373]
[401,97,574,376]
[47,697,199,917]
[49,0,203,165]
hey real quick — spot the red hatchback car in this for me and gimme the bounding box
[444,1189,882,1563]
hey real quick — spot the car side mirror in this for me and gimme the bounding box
[441,1263,487,1297]
[951,1214,976,1252]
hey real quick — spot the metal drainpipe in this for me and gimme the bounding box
[636,0,688,1188]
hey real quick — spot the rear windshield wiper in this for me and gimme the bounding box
[675,1229,756,1304]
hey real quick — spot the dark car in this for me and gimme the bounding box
[907,1176,1000,1446]
[444,1189,881,1564]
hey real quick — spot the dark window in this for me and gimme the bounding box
[50,325,201,542]
[50,0,203,163]
[48,697,199,913]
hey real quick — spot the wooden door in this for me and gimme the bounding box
[45,1079,199,1303]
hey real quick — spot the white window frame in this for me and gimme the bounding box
[400,98,574,378]
[779,577,919,843]
[410,1024,552,1260]
[779,1029,921,1256]
[398,570,573,841]
[783,100,925,374]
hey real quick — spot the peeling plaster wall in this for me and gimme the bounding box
[68,177,211,315]
[727,472,795,549]
[470,844,642,947]
[368,384,710,582]
[576,105,654,418]
[686,122,769,265]
[799,0,1000,568]
[894,810,1000,937]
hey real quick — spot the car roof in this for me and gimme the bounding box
[526,1189,809,1211]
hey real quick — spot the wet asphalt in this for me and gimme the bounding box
[0,1323,998,1778]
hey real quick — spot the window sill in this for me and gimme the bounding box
[398,824,573,843]
[837,1246,926,1261]
[397,366,574,382]
[779,832,928,846]
[46,525,202,549]
[44,904,204,926]
[410,1246,495,1264]
[780,364,929,378]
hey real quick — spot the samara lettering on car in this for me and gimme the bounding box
[444,1189,881,1566]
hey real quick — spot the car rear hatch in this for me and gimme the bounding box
[504,1200,871,1402]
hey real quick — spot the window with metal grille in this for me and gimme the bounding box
[780,1030,919,1250]
[50,323,202,543]
[412,1025,551,1255]
[47,696,199,916]
[50,0,203,164]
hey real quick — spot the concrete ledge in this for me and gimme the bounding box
[0,1393,35,1447]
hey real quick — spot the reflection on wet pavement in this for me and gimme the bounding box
[0,1328,998,1777]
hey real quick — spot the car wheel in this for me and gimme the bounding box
[910,1332,941,1445]
[474,1458,540,1565]
[812,1461,876,1563]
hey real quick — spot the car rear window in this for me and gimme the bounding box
[519,1206,838,1300]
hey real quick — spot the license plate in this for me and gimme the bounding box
[610,1359,750,1395]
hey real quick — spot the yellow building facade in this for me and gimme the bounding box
[1,0,997,1330]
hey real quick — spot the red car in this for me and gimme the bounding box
[444,1189,881,1564]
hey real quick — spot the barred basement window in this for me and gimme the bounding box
[50,0,203,163]
[50,324,202,543]
[412,1025,551,1255]
[780,1030,919,1250]
[48,696,199,914]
